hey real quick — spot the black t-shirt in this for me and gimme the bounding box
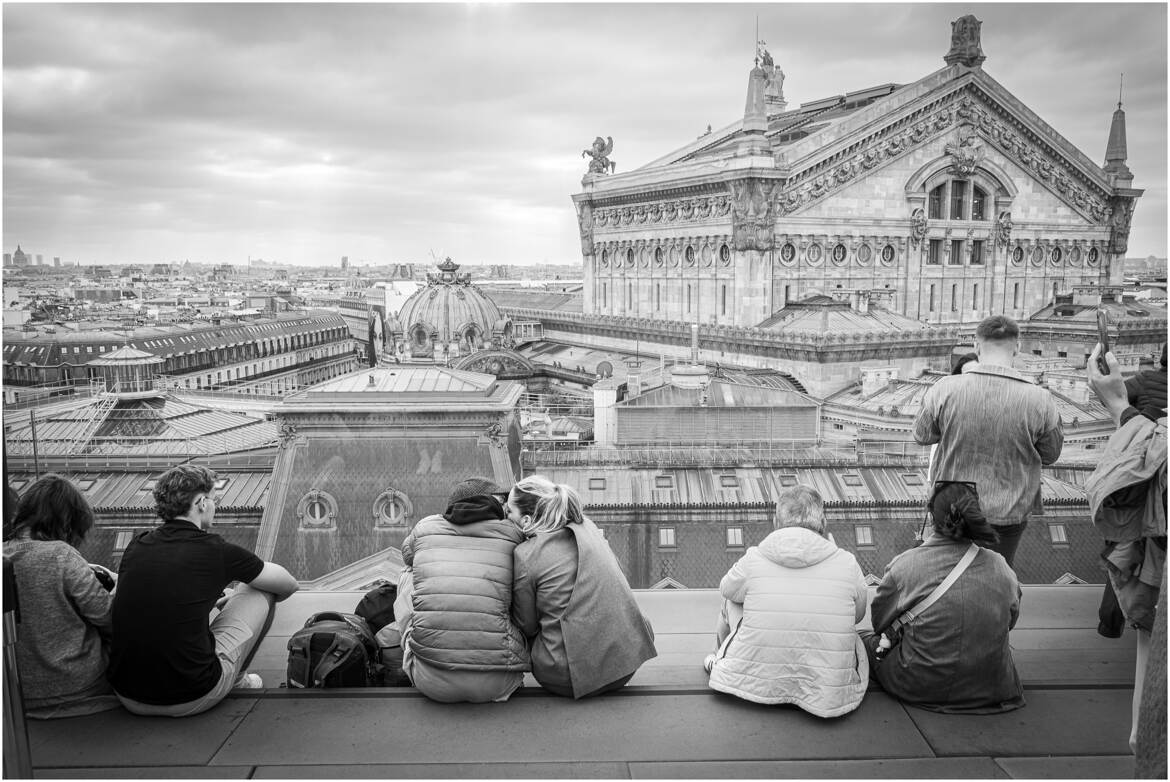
[107,520,264,704]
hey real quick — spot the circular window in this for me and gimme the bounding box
[1087,247,1100,266]
[668,246,680,267]
[831,243,848,265]
[639,247,650,268]
[297,489,337,529]
[780,242,797,265]
[654,247,664,267]
[856,244,872,266]
[626,248,635,267]
[1068,246,1082,265]
[701,244,714,267]
[1030,246,1044,266]
[599,250,609,270]
[1011,246,1024,265]
[806,243,824,266]
[373,489,413,528]
[880,244,896,265]
[719,244,731,265]
[685,246,696,266]
[1050,246,1063,266]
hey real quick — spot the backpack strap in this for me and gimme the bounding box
[887,542,979,637]
[311,637,355,687]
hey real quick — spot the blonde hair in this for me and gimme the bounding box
[510,475,585,535]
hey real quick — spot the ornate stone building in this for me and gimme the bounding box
[391,258,513,360]
[573,16,1143,329]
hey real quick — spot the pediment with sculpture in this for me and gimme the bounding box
[451,349,536,379]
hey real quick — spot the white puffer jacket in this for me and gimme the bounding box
[707,526,869,717]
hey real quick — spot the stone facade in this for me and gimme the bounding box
[573,19,1142,331]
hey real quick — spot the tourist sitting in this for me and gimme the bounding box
[3,475,120,719]
[397,477,529,703]
[704,485,868,718]
[107,464,299,717]
[864,481,1024,713]
[508,476,656,698]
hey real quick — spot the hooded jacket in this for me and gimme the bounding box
[400,496,529,672]
[707,526,869,717]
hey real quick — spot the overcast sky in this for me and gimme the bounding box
[3,2,1166,269]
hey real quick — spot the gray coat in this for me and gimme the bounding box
[871,533,1024,713]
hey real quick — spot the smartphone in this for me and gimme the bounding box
[1096,310,1111,375]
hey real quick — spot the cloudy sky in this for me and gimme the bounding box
[3,3,1166,268]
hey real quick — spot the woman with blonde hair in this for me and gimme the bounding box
[507,475,656,698]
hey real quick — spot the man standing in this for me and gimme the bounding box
[108,465,298,716]
[914,315,1063,567]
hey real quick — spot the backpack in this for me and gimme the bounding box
[286,611,381,688]
[353,582,398,635]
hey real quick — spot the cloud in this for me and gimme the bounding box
[3,3,1166,267]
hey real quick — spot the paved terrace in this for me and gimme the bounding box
[26,585,1140,779]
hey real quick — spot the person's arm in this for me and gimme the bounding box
[852,565,869,624]
[1088,344,1136,428]
[718,551,752,603]
[869,565,903,635]
[64,552,114,641]
[912,388,940,446]
[511,548,540,639]
[247,561,299,601]
[1036,400,1064,466]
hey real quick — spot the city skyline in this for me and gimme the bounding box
[3,2,1167,268]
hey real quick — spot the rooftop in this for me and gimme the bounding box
[22,585,1139,778]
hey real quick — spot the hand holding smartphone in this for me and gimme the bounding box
[1096,310,1111,375]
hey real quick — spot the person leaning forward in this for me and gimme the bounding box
[107,464,299,717]
[913,315,1063,567]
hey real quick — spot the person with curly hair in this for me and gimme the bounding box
[3,474,120,718]
[863,481,1024,713]
[107,464,298,717]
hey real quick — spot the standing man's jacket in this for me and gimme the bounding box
[914,364,1063,526]
[401,497,529,671]
[707,527,869,718]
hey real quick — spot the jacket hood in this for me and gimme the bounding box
[444,495,506,526]
[757,526,838,568]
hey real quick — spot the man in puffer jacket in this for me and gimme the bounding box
[397,477,530,702]
[705,485,869,717]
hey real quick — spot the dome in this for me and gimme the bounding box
[393,258,510,358]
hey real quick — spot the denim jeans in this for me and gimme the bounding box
[987,520,1028,568]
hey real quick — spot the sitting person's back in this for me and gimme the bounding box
[865,481,1024,713]
[705,485,868,718]
[1126,343,1167,422]
[3,475,119,719]
[398,477,529,703]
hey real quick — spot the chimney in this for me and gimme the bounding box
[860,366,898,397]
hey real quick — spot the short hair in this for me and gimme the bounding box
[509,475,585,535]
[3,474,95,548]
[153,464,216,522]
[774,484,825,534]
[975,315,1019,343]
[929,482,999,546]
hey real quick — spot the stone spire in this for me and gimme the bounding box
[737,41,772,158]
[1103,77,1133,185]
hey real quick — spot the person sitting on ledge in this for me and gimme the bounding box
[509,475,656,698]
[107,464,299,717]
[397,477,530,703]
[3,475,121,719]
[863,481,1024,714]
[703,484,868,718]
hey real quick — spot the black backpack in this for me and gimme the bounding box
[353,582,398,635]
[286,612,381,688]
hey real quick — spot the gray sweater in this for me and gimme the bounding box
[5,535,119,717]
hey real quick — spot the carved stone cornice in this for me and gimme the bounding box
[595,192,732,230]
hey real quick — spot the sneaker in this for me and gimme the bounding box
[234,672,263,689]
[702,654,716,674]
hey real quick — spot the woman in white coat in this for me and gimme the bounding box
[705,484,869,718]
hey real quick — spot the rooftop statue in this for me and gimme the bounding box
[944,14,986,67]
[583,136,616,175]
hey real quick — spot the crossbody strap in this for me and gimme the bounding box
[888,542,979,636]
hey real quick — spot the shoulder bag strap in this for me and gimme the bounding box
[887,542,979,636]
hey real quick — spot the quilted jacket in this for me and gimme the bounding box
[400,497,529,671]
[707,526,869,717]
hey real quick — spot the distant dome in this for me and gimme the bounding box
[394,258,509,357]
[12,245,27,263]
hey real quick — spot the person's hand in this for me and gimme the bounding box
[1088,343,1130,425]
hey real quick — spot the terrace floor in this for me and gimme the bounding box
[22,585,1143,779]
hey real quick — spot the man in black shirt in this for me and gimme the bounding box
[108,464,298,716]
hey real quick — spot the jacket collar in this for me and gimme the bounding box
[964,362,1033,384]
